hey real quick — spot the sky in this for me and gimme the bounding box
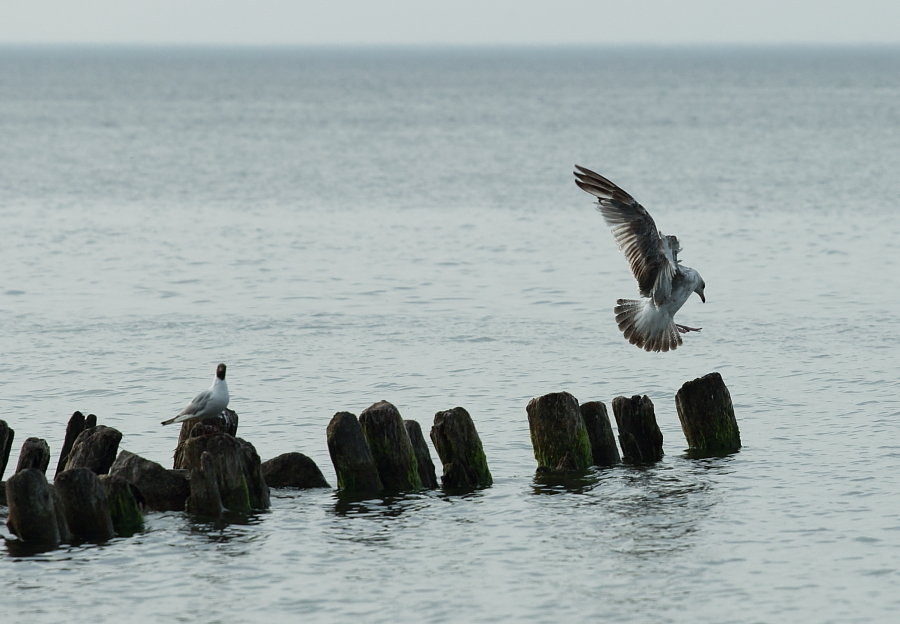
[1,0,899,46]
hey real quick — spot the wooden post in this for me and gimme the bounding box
[404,420,438,489]
[612,395,664,464]
[63,425,122,474]
[5,468,69,546]
[580,401,621,466]
[108,450,189,511]
[54,468,115,541]
[261,452,330,489]
[359,401,422,492]
[180,433,270,512]
[173,409,239,469]
[526,392,592,472]
[182,433,249,512]
[237,438,271,510]
[15,437,51,474]
[186,450,225,517]
[430,407,492,489]
[101,475,144,536]
[326,411,383,494]
[675,372,741,455]
[0,419,14,480]
[56,411,86,476]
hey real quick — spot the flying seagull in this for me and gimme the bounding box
[161,363,229,425]
[574,165,705,352]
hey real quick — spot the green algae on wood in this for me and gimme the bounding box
[238,438,271,509]
[579,401,621,467]
[359,401,422,492]
[180,432,266,513]
[527,392,593,473]
[54,468,115,541]
[676,372,741,456]
[404,420,438,489]
[326,411,384,494]
[101,474,144,536]
[186,450,226,517]
[430,407,492,490]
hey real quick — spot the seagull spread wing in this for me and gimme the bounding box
[574,165,677,306]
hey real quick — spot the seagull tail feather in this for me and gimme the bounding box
[614,298,682,353]
[161,413,190,426]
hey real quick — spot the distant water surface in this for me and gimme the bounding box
[1,45,899,623]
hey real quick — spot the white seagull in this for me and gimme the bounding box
[574,165,706,352]
[161,363,230,425]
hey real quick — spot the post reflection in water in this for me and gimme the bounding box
[530,469,601,495]
[329,490,440,525]
[183,511,269,551]
[524,455,734,560]
[605,458,732,558]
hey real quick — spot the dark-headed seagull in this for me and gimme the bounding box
[161,363,229,425]
[574,165,705,352]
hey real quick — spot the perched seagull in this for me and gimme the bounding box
[161,363,229,425]
[573,165,706,352]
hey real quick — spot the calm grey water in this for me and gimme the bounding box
[2,45,900,623]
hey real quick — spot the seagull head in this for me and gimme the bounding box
[695,279,706,303]
[216,363,227,380]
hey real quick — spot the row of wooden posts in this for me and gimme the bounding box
[1,371,740,549]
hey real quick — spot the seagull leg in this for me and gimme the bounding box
[676,324,702,333]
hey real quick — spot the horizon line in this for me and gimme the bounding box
[1,40,898,49]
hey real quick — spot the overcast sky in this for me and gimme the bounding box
[2,0,899,46]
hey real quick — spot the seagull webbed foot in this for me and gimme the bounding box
[676,324,702,334]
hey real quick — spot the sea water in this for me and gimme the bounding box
[1,45,899,623]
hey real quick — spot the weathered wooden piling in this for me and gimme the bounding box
[174,408,239,469]
[430,407,492,489]
[108,450,190,511]
[612,395,664,464]
[238,437,271,510]
[55,468,115,541]
[182,434,250,513]
[326,411,384,494]
[101,474,144,535]
[64,425,122,474]
[179,432,270,512]
[56,411,86,475]
[5,468,70,546]
[186,451,224,516]
[404,420,438,489]
[15,437,51,474]
[0,419,14,480]
[261,452,330,489]
[84,413,97,429]
[527,392,592,472]
[359,401,422,491]
[675,372,741,455]
[580,401,621,466]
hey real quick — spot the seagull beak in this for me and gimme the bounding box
[700,293,706,303]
